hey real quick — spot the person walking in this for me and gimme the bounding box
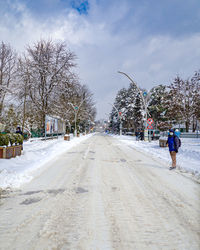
[16,126,23,135]
[140,130,144,141]
[166,129,181,170]
[135,131,139,141]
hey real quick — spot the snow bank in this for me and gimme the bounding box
[112,135,200,178]
[0,134,93,189]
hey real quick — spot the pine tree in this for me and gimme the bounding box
[109,83,144,133]
[133,93,143,131]
[3,104,19,132]
[108,88,127,133]
[126,83,138,130]
[148,85,169,130]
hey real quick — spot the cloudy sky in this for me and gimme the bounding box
[1,0,200,119]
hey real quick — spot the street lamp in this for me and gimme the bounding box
[109,103,122,136]
[118,71,149,141]
[68,98,86,137]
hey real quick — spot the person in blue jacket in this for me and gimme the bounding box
[166,129,181,170]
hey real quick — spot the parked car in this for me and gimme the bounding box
[148,130,160,140]
[125,132,134,136]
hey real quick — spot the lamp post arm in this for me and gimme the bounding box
[109,102,122,136]
[78,97,86,109]
[109,103,120,118]
[68,102,75,110]
[118,71,151,141]
[118,71,146,110]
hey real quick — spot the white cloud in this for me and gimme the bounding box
[1,0,200,119]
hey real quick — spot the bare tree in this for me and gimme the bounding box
[25,39,76,131]
[4,39,96,134]
[191,70,200,131]
[166,75,199,132]
[53,73,80,121]
[78,84,96,120]
[12,55,40,134]
[64,83,96,132]
[0,42,16,116]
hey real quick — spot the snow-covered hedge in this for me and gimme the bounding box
[0,133,23,147]
[0,134,9,146]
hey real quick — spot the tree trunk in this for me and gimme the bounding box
[22,93,27,133]
[192,117,197,132]
[42,112,46,136]
[185,120,190,132]
[0,102,3,117]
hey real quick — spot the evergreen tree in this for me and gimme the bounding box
[3,104,20,132]
[133,93,143,131]
[148,85,169,130]
[109,88,128,133]
[126,83,139,130]
[109,83,144,133]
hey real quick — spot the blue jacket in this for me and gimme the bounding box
[167,135,180,152]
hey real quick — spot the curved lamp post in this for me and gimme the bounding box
[109,103,122,136]
[118,71,149,141]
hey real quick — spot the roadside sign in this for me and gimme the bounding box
[143,91,147,97]
[75,106,78,110]
[147,118,154,129]
[144,129,148,141]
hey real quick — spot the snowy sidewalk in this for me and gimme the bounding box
[112,135,200,179]
[0,134,94,189]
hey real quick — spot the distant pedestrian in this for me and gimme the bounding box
[135,131,139,141]
[16,126,23,135]
[140,131,144,141]
[166,129,181,170]
[16,126,23,150]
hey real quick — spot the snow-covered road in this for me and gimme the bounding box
[0,133,199,249]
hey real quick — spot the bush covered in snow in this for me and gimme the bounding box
[0,133,23,146]
[13,134,23,145]
[0,134,9,146]
[7,133,16,146]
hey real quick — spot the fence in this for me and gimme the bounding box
[160,131,200,139]
[180,132,199,138]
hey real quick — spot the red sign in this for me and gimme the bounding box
[147,118,154,129]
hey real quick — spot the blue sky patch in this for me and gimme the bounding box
[71,0,89,15]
